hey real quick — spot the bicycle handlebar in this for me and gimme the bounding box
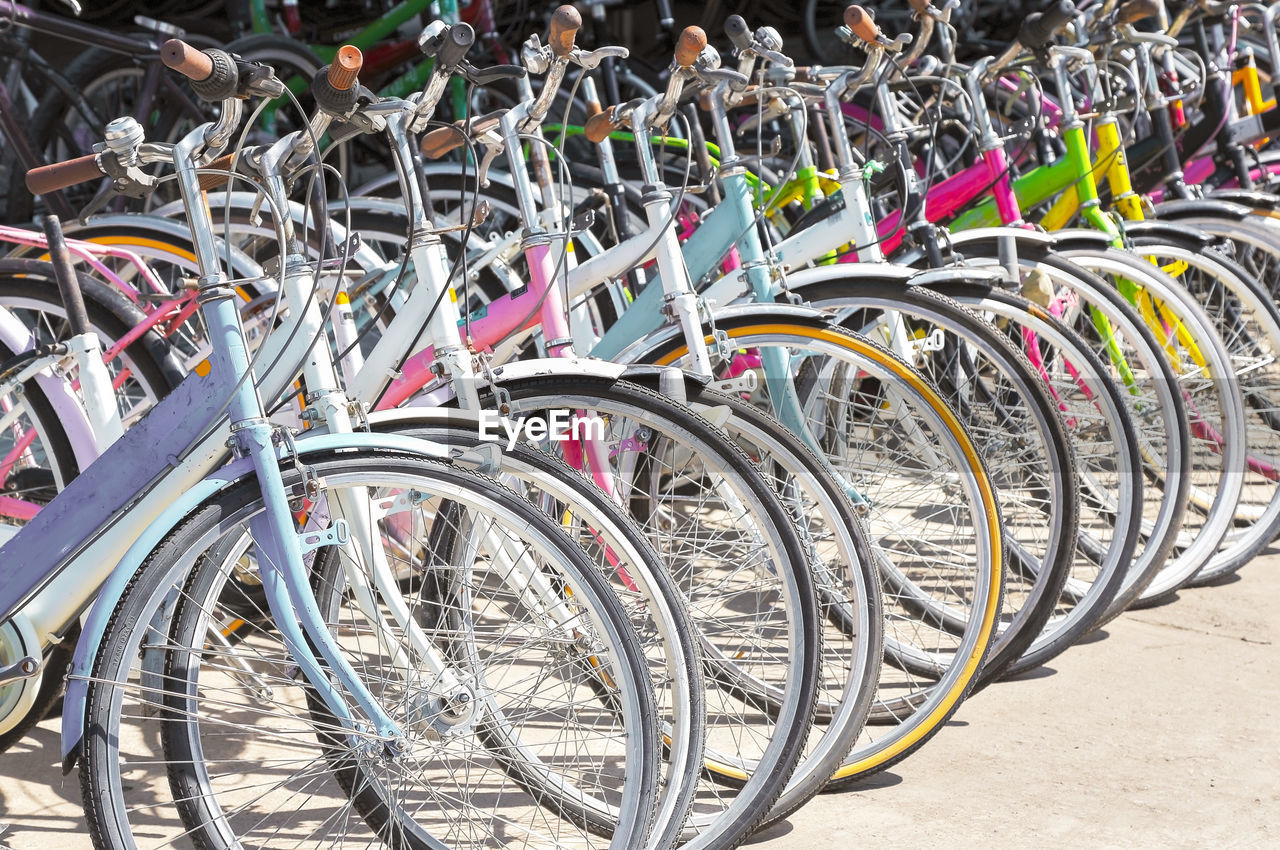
[584,106,617,143]
[160,38,212,80]
[725,15,752,51]
[1196,0,1232,17]
[844,6,882,45]
[1018,1,1077,52]
[674,26,707,68]
[328,44,363,91]
[1117,0,1161,24]
[419,110,507,159]
[197,152,236,192]
[162,38,240,102]
[549,5,582,58]
[26,154,103,196]
[439,23,476,69]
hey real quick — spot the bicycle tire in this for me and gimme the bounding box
[80,452,662,850]
[365,415,707,849]
[0,258,181,424]
[0,338,79,751]
[468,373,824,848]
[798,279,1080,683]
[1057,245,1248,603]
[633,318,1004,786]
[926,238,1191,617]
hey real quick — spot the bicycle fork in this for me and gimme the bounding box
[175,134,410,748]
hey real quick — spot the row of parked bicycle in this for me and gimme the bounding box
[0,0,1274,846]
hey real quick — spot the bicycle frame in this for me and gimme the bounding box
[0,109,483,758]
[0,1,204,213]
[0,225,207,523]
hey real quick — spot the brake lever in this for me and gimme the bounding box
[237,61,286,99]
[700,66,750,91]
[574,45,630,71]
[460,60,527,86]
[757,46,794,68]
[473,141,504,190]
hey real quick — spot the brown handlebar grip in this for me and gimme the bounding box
[161,38,214,81]
[548,5,581,58]
[328,45,363,91]
[674,26,707,68]
[1117,0,1160,24]
[421,125,465,159]
[844,6,880,44]
[198,153,236,192]
[26,154,103,196]
[908,0,933,14]
[583,106,616,143]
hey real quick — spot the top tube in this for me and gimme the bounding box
[0,1,164,55]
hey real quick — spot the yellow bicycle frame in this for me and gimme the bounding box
[1035,120,1205,370]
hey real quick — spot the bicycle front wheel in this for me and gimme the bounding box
[639,319,1004,786]
[79,452,661,850]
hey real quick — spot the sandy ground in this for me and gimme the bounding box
[0,549,1276,849]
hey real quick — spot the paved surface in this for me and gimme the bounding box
[1,550,1277,848]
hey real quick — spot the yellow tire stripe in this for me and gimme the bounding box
[654,323,1004,776]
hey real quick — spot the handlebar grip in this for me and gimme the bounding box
[26,154,103,196]
[328,45,363,91]
[163,39,239,101]
[674,26,707,68]
[908,0,933,14]
[548,5,581,58]
[160,38,213,81]
[1117,0,1160,25]
[1017,1,1076,51]
[198,153,236,192]
[437,22,475,70]
[421,126,464,159]
[844,6,881,45]
[1196,0,1231,18]
[725,15,752,51]
[584,106,616,143]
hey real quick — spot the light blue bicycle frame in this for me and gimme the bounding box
[0,112,468,758]
[589,85,824,439]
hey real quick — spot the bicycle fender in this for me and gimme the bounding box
[66,213,266,283]
[0,304,98,467]
[1206,190,1280,212]
[612,302,834,366]
[896,228,1061,266]
[1035,228,1116,253]
[782,261,913,289]
[486,355,627,385]
[784,263,1005,296]
[1151,198,1255,221]
[1120,220,1218,250]
[59,431,456,768]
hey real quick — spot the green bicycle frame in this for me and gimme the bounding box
[950,123,1123,242]
[255,0,469,126]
